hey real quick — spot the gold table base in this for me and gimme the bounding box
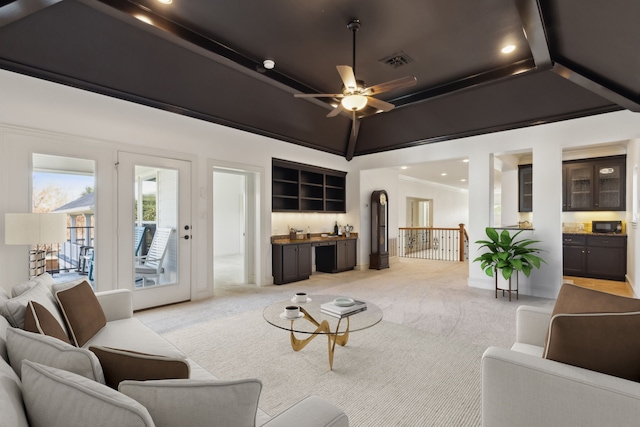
[288,307,350,370]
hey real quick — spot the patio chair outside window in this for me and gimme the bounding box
[134,226,147,262]
[135,227,173,286]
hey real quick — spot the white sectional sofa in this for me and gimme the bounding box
[482,305,640,427]
[0,276,348,427]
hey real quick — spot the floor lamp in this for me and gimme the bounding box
[5,213,67,278]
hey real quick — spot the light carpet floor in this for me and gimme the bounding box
[136,258,556,426]
[162,309,485,427]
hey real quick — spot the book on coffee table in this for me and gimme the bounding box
[321,299,367,318]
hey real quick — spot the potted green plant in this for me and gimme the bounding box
[474,227,545,300]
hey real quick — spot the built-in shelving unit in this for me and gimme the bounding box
[272,159,346,213]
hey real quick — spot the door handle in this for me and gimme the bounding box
[183,235,191,240]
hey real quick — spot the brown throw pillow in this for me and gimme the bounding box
[544,283,640,381]
[23,301,71,344]
[89,345,190,389]
[53,280,106,347]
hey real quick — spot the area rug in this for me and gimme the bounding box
[160,309,484,427]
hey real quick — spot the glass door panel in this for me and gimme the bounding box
[117,152,191,310]
[596,162,623,210]
[566,164,593,210]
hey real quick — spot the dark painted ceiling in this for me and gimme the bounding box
[0,0,638,159]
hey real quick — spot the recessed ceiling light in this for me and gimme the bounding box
[460,179,467,182]
[263,59,275,69]
[400,166,408,170]
[158,0,172,4]
[462,159,469,163]
[441,173,447,176]
[134,15,152,25]
[501,45,516,54]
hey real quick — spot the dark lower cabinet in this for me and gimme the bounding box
[316,239,357,273]
[562,234,626,281]
[273,243,311,285]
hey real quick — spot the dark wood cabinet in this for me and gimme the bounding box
[586,235,626,281]
[272,243,311,285]
[563,156,626,211]
[562,235,587,276]
[518,164,532,212]
[316,238,357,273]
[562,234,626,281]
[370,190,389,270]
[272,159,346,213]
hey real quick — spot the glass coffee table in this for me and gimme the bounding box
[263,295,383,370]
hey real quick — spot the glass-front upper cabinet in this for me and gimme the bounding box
[595,158,625,210]
[564,163,593,211]
[563,155,626,211]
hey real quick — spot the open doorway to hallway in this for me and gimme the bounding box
[212,167,259,288]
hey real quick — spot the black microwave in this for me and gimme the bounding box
[592,220,622,234]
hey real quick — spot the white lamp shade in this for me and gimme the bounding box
[5,213,67,245]
[341,94,368,111]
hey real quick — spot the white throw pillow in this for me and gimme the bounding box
[6,327,105,383]
[0,281,66,330]
[21,360,154,427]
[11,273,55,297]
[119,378,262,427]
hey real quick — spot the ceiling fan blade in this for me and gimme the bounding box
[366,97,395,113]
[336,65,358,91]
[366,76,417,95]
[327,103,345,118]
[294,93,343,98]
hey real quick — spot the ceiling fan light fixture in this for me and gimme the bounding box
[501,44,516,54]
[341,94,368,111]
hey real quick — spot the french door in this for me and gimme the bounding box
[117,152,192,310]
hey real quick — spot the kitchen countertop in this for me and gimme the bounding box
[562,231,627,236]
[271,233,358,245]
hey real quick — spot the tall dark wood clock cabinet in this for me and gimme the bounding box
[370,190,389,270]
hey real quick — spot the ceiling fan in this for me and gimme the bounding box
[294,19,417,134]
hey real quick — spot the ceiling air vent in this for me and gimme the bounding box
[379,51,414,68]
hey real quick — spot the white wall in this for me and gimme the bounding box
[350,112,640,299]
[626,139,640,295]
[2,68,640,300]
[0,69,350,296]
[397,176,468,228]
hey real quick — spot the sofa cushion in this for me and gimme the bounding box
[21,360,155,427]
[6,327,104,383]
[544,283,640,381]
[0,358,29,427]
[11,273,55,297]
[0,315,9,364]
[23,300,71,344]
[0,281,65,330]
[0,286,9,300]
[85,318,185,359]
[119,378,262,427]
[53,280,106,347]
[89,345,190,389]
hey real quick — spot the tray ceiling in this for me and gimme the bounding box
[0,0,637,159]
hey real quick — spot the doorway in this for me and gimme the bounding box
[212,167,258,289]
[406,197,432,227]
[117,152,192,310]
